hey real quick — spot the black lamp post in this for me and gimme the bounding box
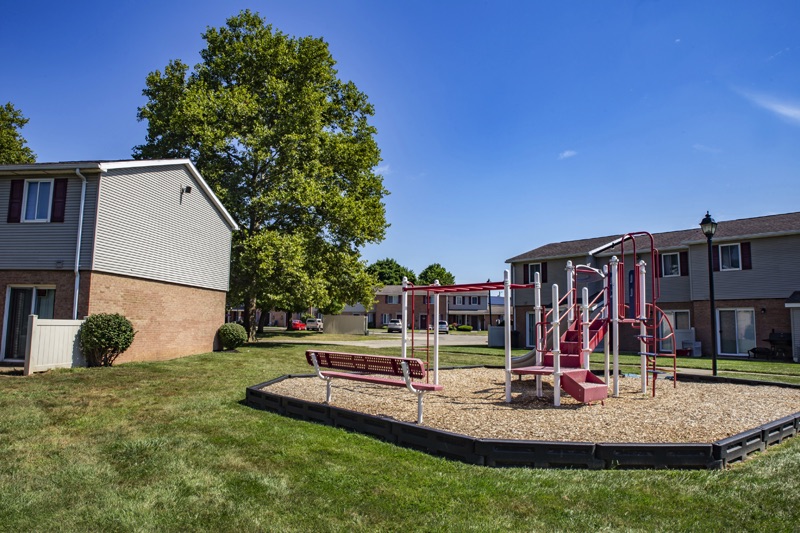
[700,211,718,376]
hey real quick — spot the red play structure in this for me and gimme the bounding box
[402,231,678,406]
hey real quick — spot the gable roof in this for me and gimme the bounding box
[507,212,800,263]
[0,159,238,231]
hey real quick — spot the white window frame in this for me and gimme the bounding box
[659,309,690,352]
[661,253,680,277]
[385,295,399,304]
[719,243,742,271]
[381,313,391,325]
[527,263,541,281]
[455,296,463,305]
[22,179,54,223]
[470,296,479,305]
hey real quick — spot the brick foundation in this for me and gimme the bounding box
[85,272,225,362]
[0,270,89,334]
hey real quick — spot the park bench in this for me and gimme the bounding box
[306,350,443,424]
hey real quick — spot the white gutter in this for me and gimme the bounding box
[73,169,87,320]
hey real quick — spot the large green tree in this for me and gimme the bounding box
[134,10,387,338]
[366,258,417,285]
[418,263,456,286]
[0,102,36,164]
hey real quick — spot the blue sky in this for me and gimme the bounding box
[3,1,799,284]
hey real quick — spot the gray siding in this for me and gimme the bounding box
[657,275,691,303]
[690,235,800,301]
[0,175,98,270]
[92,166,232,291]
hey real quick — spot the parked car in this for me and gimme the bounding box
[427,320,450,334]
[387,319,403,333]
[306,318,323,332]
[289,320,306,331]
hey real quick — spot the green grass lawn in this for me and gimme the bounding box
[2,342,800,531]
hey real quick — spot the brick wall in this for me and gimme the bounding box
[86,272,225,362]
[692,298,791,356]
[0,270,87,330]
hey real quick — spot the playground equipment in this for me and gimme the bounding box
[401,231,677,407]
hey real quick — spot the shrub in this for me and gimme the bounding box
[79,313,136,367]
[218,323,248,350]
[457,325,473,332]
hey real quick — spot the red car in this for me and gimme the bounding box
[289,320,306,331]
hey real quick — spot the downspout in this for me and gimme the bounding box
[73,169,87,320]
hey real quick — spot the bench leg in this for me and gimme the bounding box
[326,379,332,403]
[417,392,424,424]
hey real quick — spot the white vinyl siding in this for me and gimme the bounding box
[92,166,232,291]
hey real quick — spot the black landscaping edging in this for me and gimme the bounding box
[245,370,800,470]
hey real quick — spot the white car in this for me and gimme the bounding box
[387,319,403,333]
[305,318,323,332]
[438,320,449,334]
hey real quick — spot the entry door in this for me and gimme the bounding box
[420,314,428,329]
[4,288,34,359]
[718,309,756,356]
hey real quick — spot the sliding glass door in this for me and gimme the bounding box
[718,309,756,356]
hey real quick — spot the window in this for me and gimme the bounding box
[661,253,680,277]
[470,296,479,305]
[528,263,541,281]
[659,310,690,352]
[522,262,547,283]
[720,244,741,271]
[23,180,53,222]
[385,295,399,304]
[381,313,391,324]
[454,296,463,305]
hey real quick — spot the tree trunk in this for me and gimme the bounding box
[244,295,258,341]
[285,310,292,330]
[257,309,269,334]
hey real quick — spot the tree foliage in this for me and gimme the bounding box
[0,102,36,164]
[418,263,456,286]
[133,10,387,337]
[366,258,417,285]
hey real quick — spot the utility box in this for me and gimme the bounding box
[488,326,505,347]
[682,341,702,357]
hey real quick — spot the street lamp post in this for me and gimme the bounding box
[700,211,718,376]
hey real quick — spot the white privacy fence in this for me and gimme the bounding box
[23,315,85,376]
[322,315,368,335]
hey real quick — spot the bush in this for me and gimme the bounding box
[79,313,136,367]
[218,323,248,350]
[457,325,473,332]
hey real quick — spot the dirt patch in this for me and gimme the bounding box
[263,367,800,443]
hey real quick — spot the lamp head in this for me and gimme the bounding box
[700,211,717,238]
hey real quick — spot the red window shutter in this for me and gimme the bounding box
[7,179,24,223]
[523,264,529,284]
[712,245,720,271]
[679,251,689,277]
[541,262,548,283]
[741,242,752,270]
[51,178,68,223]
